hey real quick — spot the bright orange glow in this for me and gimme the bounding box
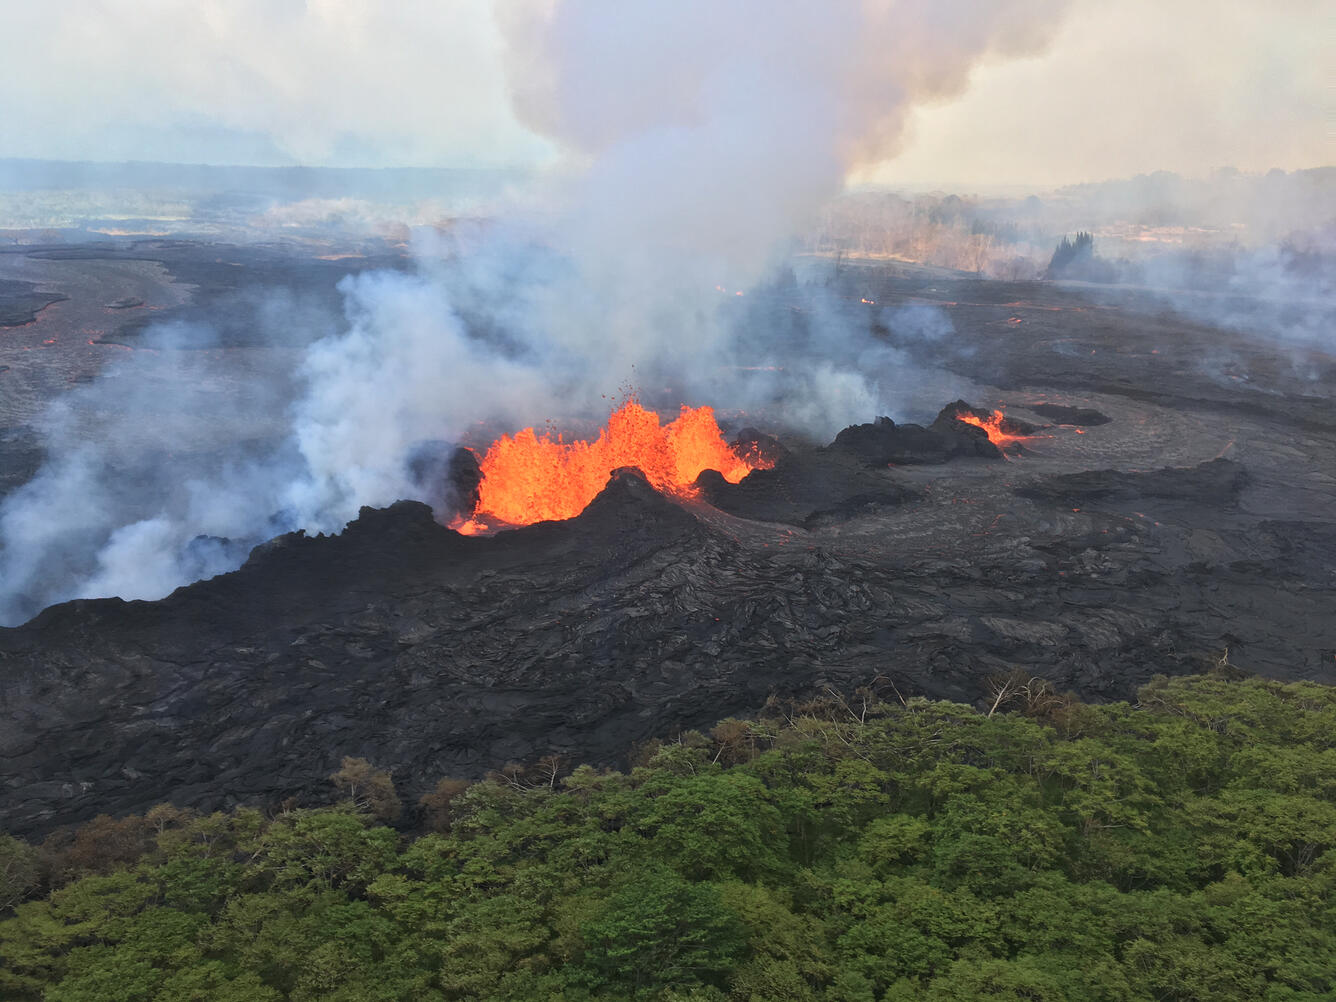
[458,400,769,528]
[956,409,1031,450]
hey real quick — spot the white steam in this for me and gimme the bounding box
[494,0,1073,366]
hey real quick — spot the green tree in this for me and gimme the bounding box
[577,866,746,998]
[1,833,40,912]
[633,772,786,882]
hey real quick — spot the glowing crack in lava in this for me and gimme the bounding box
[454,400,770,531]
[956,409,1032,451]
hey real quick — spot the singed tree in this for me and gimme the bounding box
[1046,230,1095,278]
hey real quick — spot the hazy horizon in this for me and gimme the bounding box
[2,155,1328,198]
[0,1,1326,187]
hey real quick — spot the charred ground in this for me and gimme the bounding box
[1,248,1334,837]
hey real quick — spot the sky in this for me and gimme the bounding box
[0,0,1328,187]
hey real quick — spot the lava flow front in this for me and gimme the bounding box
[456,400,769,530]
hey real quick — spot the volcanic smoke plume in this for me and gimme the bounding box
[489,0,1073,394]
[0,0,1074,624]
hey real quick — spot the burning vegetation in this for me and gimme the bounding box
[455,400,771,531]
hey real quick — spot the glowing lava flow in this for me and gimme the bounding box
[455,401,769,531]
[956,409,1031,450]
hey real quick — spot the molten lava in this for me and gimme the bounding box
[956,409,1031,450]
[459,400,770,529]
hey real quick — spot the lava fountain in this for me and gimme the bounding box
[454,400,771,531]
[955,409,1034,451]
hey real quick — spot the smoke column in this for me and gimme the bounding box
[488,0,1073,394]
[0,0,1073,624]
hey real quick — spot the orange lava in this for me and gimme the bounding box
[956,409,1030,450]
[458,400,769,528]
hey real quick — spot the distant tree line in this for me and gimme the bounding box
[807,192,1050,280]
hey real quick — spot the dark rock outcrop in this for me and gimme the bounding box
[829,412,1000,466]
[730,427,790,468]
[1025,403,1112,426]
[1015,458,1249,507]
[695,447,917,528]
[0,279,68,328]
[932,399,1039,437]
[405,442,482,522]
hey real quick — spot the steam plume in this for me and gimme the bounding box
[492,0,1073,370]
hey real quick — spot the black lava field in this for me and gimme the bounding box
[2,244,1334,836]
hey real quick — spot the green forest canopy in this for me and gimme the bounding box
[1,671,1333,1001]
